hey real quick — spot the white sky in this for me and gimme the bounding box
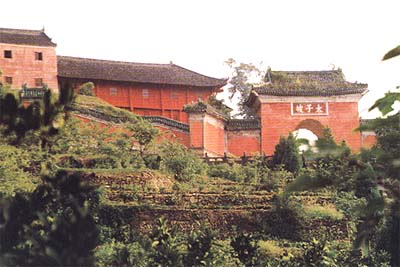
[2,0,400,118]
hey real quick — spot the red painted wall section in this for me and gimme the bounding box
[188,114,205,150]
[260,100,362,155]
[203,114,225,156]
[153,125,190,147]
[227,130,260,157]
[73,114,190,147]
[0,43,58,91]
[361,132,377,148]
[61,78,216,124]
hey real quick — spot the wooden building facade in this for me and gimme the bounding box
[57,56,226,123]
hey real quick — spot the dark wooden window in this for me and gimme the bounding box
[142,89,149,99]
[34,78,43,87]
[4,50,12,59]
[35,52,43,61]
[5,76,12,85]
[110,88,118,96]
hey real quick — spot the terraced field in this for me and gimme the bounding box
[82,171,348,239]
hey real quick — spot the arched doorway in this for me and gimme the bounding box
[295,119,324,137]
[292,128,318,152]
[293,119,325,152]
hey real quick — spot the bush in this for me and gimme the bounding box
[78,82,95,96]
[272,133,300,173]
[95,241,151,267]
[85,155,120,169]
[184,225,217,267]
[0,171,99,266]
[160,142,207,181]
[262,194,306,241]
[149,217,182,266]
[207,163,244,182]
[0,144,38,195]
[259,168,293,191]
[230,233,260,267]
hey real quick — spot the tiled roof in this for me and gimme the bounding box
[57,56,227,87]
[71,105,189,132]
[0,28,56,47]
[225,119,261,130]
[142,116,189,132]
[183,101,229,120]
[254,69,367,96]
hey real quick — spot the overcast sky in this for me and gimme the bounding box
[2,0,400,117]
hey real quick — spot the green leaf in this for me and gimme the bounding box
[369,92,400,115]
[383,45,400,60]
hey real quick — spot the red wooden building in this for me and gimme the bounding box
[57,56,226,123]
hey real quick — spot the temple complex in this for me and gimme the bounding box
[0,27,374,155]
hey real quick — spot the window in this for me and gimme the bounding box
[35,52,43,61]
[142,89,149,99]
[4,50,12,59]
[109,87,118,96]
[34,78,43,87]
[5,76,12,85]
[171,90,178,100]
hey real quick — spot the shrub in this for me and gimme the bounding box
[303,204,344,221]
[95,241,151,267]
[149,217,182,266]
[0,171,99,266]
[85,155,120,169]
[262,194,306,241]
[0,144,37,195]
[272,133,300,173]
[78,82,95,96]
[259,168,293,191]
[184,225,217,267]
[230,232,260,267]
[207,163,244,182]
[160,141,206,181]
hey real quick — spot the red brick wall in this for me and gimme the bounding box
[260,101,362,155]
[187,112,226,156]
[203,115,225,156]
[0,43,58,91]
[188,114,204,149]
[154,125,190,147]
[61,77,216,124]
[227,130,260,156]
[361,132,377,148]
[73,114,190,147]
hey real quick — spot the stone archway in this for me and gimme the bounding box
[294,119,325,138]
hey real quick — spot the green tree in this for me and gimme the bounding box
[127,119,159,157]
[160,141,206,181]
[78,82,95,96]
[272,133,300,173]
[230,232,259,267]
[225,58,264,118]
[0,171,99,266]
[207,94,232,118]
[149,217,182,267]
[0,84,74,147]
[184,225,217,267]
